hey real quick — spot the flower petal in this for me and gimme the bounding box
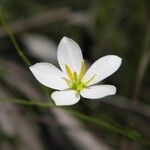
[57,37,83,75]
[80,85,116,99]
[83,55,122,86]
[29,62,68,90]
[51,90,80,106]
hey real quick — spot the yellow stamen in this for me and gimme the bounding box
[62,77,70,86]
[79,61,85,80]
[84,74,96,85]
[73,72,78,82]
[65,65,74,80]
[63,63,96,92]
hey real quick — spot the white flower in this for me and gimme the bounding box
[29,37,122,106]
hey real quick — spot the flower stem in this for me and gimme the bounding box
[0,9,31,66]
[0,98,149,145]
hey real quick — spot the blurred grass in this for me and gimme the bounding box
[0,0,150,150]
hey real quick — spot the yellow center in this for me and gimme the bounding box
[63,61,96,92]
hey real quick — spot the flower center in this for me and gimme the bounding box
[63,61,96,92]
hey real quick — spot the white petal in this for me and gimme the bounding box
[80,85,116,99]
[57,37,83,75]
[51,90,80,106]
[83,55,122,86]
[29,62,68,90]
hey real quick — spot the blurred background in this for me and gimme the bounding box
[0,0,150,150]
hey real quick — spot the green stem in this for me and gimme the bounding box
[0,98,149,145]
[0,9,31,66]
[0,9,52,100]
[65,109,150,146]
[0,98,54,108]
